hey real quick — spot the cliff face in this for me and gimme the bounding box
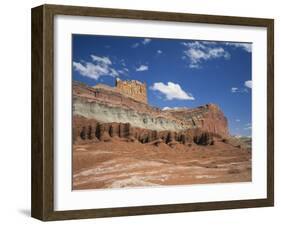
[73,99,188,131]
[167,104,229,137]
[73,82,229,138]
[73,116,217,146]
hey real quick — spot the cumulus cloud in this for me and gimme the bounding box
[225,42,252,52]
[201,41,218,45]
[244,80,252,89]
[132,38,152,48]
[73,54,120,80]
[162,106,172,110]
[182,41,230,68]
[231,82,251,93]
[131,43,140,48]
[150,82,194,100]
[163,106,188,110]
[91,55,112,65]
[142,38,151,45]
[136,65,149,72]
[157,50,163,54]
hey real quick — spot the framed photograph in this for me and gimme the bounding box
[31,4,274,221]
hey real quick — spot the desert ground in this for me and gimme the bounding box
[73,138,251,190]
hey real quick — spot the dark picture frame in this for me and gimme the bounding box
[31,4,274,221]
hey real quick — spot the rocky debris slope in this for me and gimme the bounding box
[73,82,229,137]
[72,135,252,190]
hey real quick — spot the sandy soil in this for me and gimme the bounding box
[72,139,251,190]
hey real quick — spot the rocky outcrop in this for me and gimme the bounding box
[165,104,228,137]
[115,78,147,104]
[74,116,218,147]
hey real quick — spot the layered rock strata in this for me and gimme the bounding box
[73,116,219,146]
[73,82,229,137]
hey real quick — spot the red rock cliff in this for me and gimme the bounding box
[73,82,229,138]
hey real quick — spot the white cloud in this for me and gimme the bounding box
[120,59,126,67]
[157,50,163,54]
[182,41,251,68]
[244,80,252,89]
[244,123,252,130]
[182,41,230,68]
[73,54,119,80]
[201,41,217,45]
[182,41,206,49]
[132,38,152,48]
[136,65,149,72]
[142,38,151,45]
[231,85,250,94]
[118,70,126,75]
[235,119,241,122]
[244,126,252,130]
[163,106,188,110]
[163,106,172,110]
[150,82,194,100]
[91,55,112,65]
[225,42,252,52]
[131,43,140,48]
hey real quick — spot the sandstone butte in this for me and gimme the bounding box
[72,79,251,190]
[73,79,229,145]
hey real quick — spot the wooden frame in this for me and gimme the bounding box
[31,4,274,221]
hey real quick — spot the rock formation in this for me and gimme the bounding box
[115,78,147,104]
[73,115,220,147]
[73,81,229,137]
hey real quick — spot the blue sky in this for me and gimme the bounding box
[72,34,252,137]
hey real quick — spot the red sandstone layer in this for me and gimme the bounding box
[73,82,229,137]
